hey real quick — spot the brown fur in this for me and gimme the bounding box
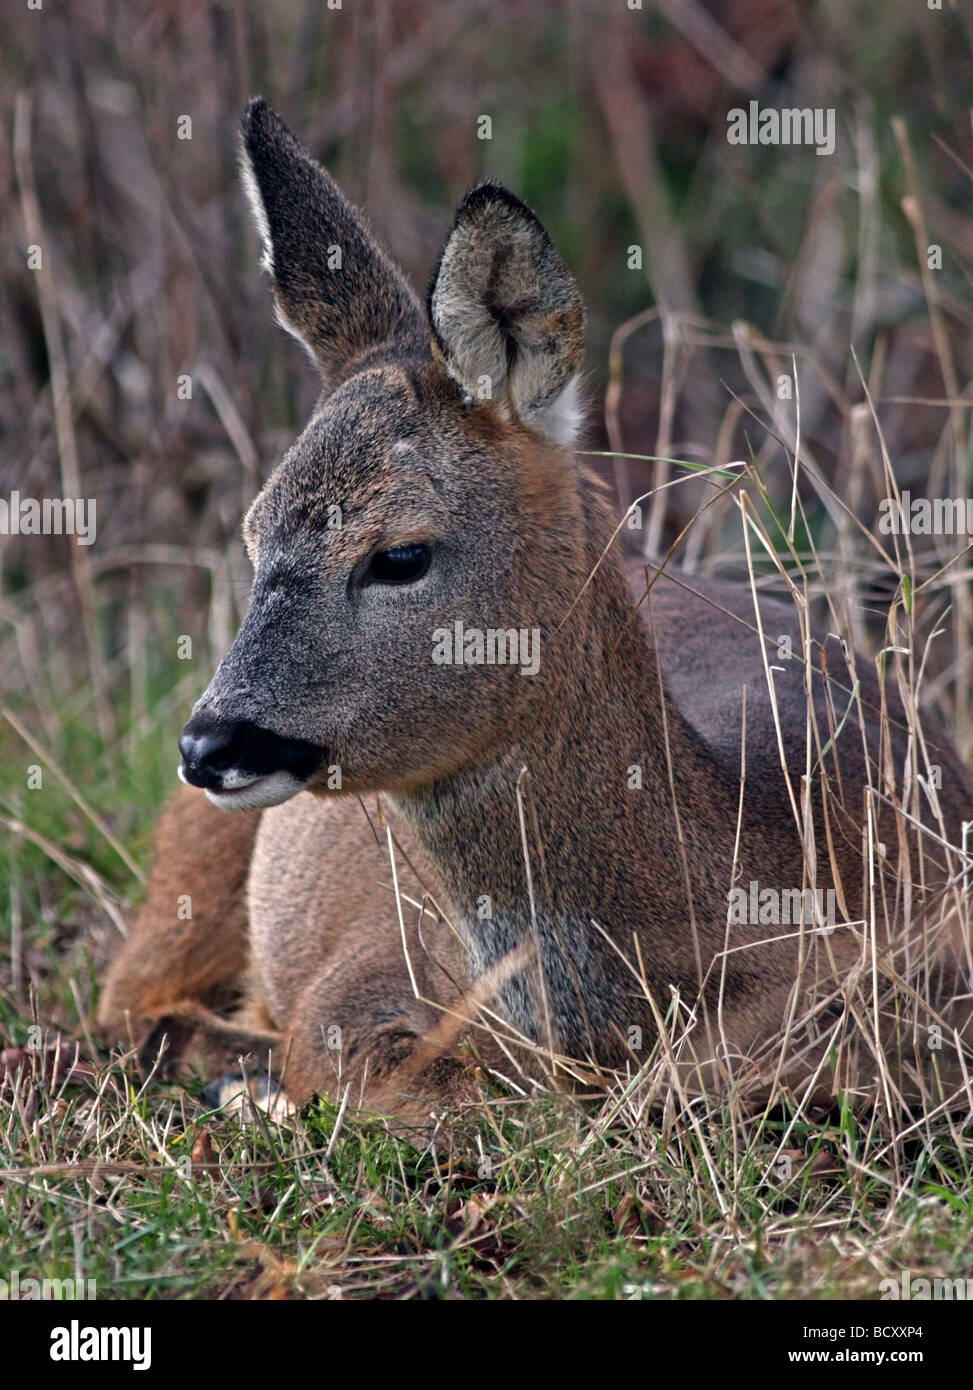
[99,101,973,1120]
[98,785,259,1034]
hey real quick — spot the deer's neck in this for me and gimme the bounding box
[393,541,725,1056]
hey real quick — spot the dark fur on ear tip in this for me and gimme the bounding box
[454,180,548,233]
[241,95,269,141]
[240,97,304,164]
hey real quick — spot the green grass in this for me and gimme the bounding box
[3,1030,972,1299]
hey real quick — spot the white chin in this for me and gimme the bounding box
[203,771,308,812]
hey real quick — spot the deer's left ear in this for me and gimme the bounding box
[428,183,585,444]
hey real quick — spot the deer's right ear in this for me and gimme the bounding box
[240,98,423,383]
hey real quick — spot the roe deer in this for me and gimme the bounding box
[99,99,973,1123]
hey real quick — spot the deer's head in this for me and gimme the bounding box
[179,99,587,810]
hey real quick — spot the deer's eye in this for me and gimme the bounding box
[364,542,431,586]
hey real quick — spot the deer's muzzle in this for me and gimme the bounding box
[178,709,325,811]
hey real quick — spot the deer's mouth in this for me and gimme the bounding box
[191,768,311,812]
[178,710,326,811]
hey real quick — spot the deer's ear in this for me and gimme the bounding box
[240,98,423,383]
[428,183,585,443]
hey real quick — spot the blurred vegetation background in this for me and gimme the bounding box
[0,0,971,996]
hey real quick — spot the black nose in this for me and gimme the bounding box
[179,710,325,791]
[178,721,241,788]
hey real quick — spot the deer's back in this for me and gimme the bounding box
[636,565,971,835]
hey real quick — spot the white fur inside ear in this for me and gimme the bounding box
[530,374,585,445]
[435,303,508,407]
[239,147,273,274]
